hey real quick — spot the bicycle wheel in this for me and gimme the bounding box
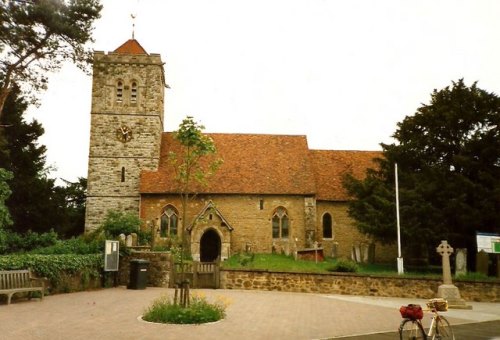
[400,319,426,340]
[431,316,454,340]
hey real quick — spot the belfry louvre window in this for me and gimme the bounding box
[160,205,178,238]
[131,82,137,103]
[322,213,333,239]
[272,206,289,239]
[116,81,123,102]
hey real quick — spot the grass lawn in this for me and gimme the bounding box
[221,253,497,281]
[222,253,394,274]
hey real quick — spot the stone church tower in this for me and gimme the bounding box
[84,39,165,231]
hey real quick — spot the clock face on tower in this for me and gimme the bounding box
[116,125,133,142]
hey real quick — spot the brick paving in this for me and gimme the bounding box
[0,287,499,340]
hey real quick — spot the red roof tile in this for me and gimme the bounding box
[140,133,317,195]
[113,39,148,55]
[309,150,382,201]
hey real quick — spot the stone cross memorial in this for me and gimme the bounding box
[436,240,471,309]
[436,240,454,285]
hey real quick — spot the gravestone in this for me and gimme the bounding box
[351,244,362,263]
[126,234,133,247]
[368,243,376,264]
[455,248,467,277]
[119,234,126,243]
[131,233,138,246]
[436,240,471,309]
[362,243,369,263]
[476,250,489,276]
[331,242,338,258]
[305,230,315,248]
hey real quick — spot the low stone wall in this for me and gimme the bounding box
[119,251,172,287]
[220,269,500,302]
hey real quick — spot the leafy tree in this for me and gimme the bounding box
[168,116,223,250]
[344,80,500,265]
[0,0,102,118]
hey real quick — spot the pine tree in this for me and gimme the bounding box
[0,0,102,118]
[0,85,87,235]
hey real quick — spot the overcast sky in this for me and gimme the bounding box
[26,0,500,184]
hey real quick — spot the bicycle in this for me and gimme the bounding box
[399,298,455,340]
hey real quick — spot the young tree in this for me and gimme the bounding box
[344,80,500,264]
[168,116,223,251]
[0,0,102,118]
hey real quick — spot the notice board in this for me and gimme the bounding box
[104,240,120,271]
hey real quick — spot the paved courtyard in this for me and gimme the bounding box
[0,287,499,339]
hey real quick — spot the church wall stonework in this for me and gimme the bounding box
[91,52,164,115]
[87,158,158,197]
[140,194,396,261]
[316,201,396,263]
[85,48,164,232]
[88,114,162,158]
[85,196,140,231]
[140,194,315,255]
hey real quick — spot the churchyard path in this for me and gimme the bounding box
[0,287,499,339]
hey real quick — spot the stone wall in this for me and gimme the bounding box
[114,252,499,302]
[221,269,500,302]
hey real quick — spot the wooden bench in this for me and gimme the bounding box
[0,269,45,305]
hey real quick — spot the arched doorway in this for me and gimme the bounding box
[200,229,221,262]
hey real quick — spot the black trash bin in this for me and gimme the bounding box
[127,259,150,289]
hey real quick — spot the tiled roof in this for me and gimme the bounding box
[113,39,148,55]
[309,150,382,201]
[140,133,317,195]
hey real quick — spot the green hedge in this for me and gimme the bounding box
[0,254,104,290]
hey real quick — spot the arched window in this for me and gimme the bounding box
[272,207,289,239]
[160,205,178,238]
[322,213,333,239]
[130,81,137,103]
[116,81,123,102]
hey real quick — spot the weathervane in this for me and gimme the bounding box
[131,13,136,39]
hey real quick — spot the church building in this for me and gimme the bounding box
[84,39,395,263]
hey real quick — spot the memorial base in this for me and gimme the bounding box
[437,284,472,309]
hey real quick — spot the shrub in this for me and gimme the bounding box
[0,254,103,289]
[233,252,255,266]
[326,258,359,273]
[143,294,227,324]
[101,210,141,237]
[0,229,59,254]
[29,236,103,255]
